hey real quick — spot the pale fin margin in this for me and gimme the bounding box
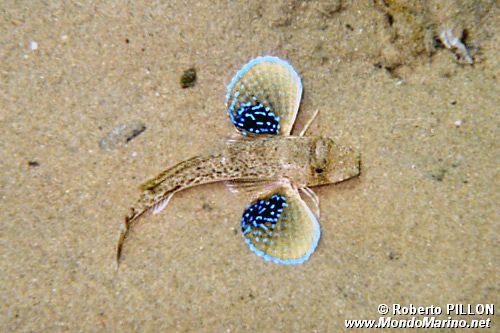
[152,193,174,214]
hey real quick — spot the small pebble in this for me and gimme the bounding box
[29,40,38,50]
[180,68,197,88]
[28,160,40,167]
[454,119,463,127]
[99,120,146,151]
[439,28,473,64]
[431,168,447,182]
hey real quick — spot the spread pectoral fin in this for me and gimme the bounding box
[240,181,320,264]
[226,56,302,137]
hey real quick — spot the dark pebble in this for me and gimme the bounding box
[99,120,146,151]
[180,68,197,88]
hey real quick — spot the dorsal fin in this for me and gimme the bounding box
[139,156,203,191]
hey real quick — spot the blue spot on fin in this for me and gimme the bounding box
[232,103,280,135]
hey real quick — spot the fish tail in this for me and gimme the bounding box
[115,191,175,269]
[115,207,145,269]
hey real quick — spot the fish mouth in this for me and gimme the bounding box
[333,150,361,183]
[349,151,362,179]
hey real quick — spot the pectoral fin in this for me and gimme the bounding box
[240,180,320,264]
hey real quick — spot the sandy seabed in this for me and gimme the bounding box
[1,1,498,332]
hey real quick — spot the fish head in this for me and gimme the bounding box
[308,136,360,186]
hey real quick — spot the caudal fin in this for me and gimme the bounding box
[115,192,175,270]
[115,208,142,270]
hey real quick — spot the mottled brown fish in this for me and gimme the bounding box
[116,56,360,266]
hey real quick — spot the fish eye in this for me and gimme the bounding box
[315,168,324,174]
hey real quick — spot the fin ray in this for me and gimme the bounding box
[299,187,320,219]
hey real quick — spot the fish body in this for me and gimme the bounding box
[124,136,358,223]
[116,56,360,266]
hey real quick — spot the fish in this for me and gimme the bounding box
[115,56,360,267]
